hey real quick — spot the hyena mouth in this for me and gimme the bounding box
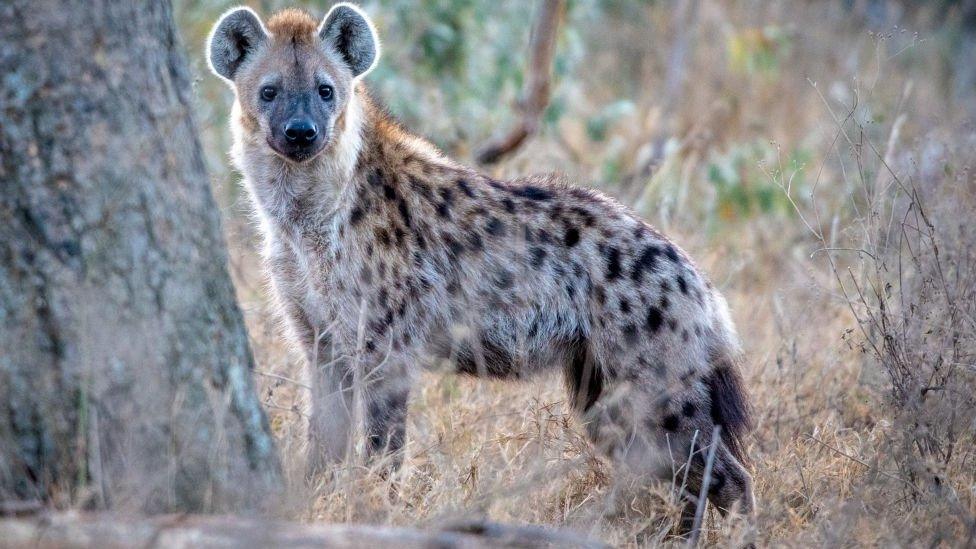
[268,138,328,164]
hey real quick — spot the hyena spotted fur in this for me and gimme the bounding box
[208,3,755,519]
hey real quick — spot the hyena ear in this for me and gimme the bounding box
[207,7,268,83]
[319,3,380,79]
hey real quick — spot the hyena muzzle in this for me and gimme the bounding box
[208,2,755,523]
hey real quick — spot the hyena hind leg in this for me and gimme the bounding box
[569,360,754,529]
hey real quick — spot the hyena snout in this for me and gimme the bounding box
[283,118,320,147]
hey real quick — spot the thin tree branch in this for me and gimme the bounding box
[476,0,566,165]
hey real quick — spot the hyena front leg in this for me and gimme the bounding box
[363,374,411,470]
[307,346,356,474]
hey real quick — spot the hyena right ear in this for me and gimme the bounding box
[319,3,380,79]
[207,7,268,83]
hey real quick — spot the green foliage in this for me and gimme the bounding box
[707,141,808,222]
[727,25,792,76]
[585,100,636,142]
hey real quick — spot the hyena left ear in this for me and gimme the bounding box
[207,7,268,83]
[319,3,380,79]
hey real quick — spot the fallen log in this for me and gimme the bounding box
[0,511,608,548]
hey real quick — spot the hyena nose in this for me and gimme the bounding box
[283,119,319,146]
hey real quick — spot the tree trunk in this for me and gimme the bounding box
[0,0,278,512]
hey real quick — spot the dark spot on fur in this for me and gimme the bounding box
[660,279,671,293]
[444,233,464,256]
[682,401,697,417]
[564,227,581,247]
[494,269,514,289]
[376,227,391,247]
[512,185,553,201]
[631,245,661,283]
[619,298,631,314]
[662,414,680,432]
[646,307,663,333]
[456,178,475,197]
[594,285,606,305]
[436,201,450,219]
[677,274,688,294]
[605,246,622,281]
[409,176,433,200]
[367,169,384,188]
[623,324,639,345]
[502,198,516,213]
[486,217,505,237]
[350,207,364,225]
[530,247,547,268]
[570,206,596,227]
[682,329,690,342]
[660,295,670,310]
[665,244,680,262]
[668,319,678,332]
[397,199,412,228]
[467,232,483,251]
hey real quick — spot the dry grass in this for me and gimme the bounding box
[199,1,976,546]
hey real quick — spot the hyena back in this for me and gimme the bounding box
[208,3,754,519]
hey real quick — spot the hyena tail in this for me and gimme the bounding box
[706,350,753,465]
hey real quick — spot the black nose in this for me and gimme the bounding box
[283,119,318,146]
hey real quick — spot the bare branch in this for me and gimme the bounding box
[476,0,566,165]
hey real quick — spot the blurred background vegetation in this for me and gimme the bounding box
[171,1,975,545]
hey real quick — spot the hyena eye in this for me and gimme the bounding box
[260,86,277,102]
[318,84,334,101]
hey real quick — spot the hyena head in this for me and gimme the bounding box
[207,4,379,163]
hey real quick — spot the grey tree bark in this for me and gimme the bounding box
[0,0,279,512]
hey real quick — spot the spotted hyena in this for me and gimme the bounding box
[208,3,754,520]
